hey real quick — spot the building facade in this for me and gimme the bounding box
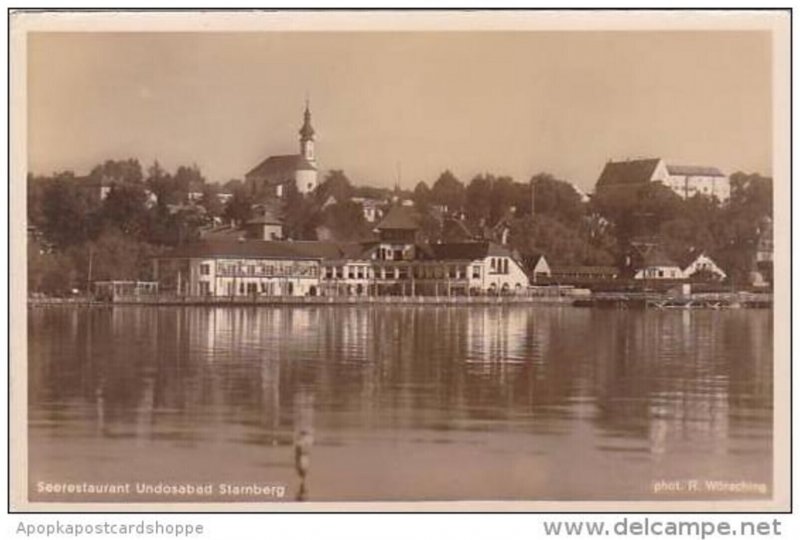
[245,102,319,199]
[152,208,531,298]
[596,158,730,203]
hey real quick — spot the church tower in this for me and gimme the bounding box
[299,101,316,162]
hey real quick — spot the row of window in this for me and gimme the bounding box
[204,262,319,278]
[322,264,482,280]
[198,281,296,296]
[198,258,513,281]
[489,257,510,275]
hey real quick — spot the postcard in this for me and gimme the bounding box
[9,9,790,512]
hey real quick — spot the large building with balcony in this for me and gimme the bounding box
[152,206,530,298]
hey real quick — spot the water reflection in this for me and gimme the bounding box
[28,306,773,501]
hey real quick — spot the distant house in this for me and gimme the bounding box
[351,197,386,223]
[633,247,684,280]
[245,103,319,199]
[244,208,284,241]
[680,251,726,281]
[596,158,730,203]
[426,242,530,295]
[550,266,619,284]
[519,252,552,284]
[216,191,234,205]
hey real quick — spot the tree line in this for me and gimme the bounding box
[27,158,772,295]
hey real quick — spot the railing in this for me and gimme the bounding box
[73,294,574,306]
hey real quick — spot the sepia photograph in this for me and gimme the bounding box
[9,9,790,512]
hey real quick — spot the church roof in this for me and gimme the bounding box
[596,158,662,188]
[245,154,317,179]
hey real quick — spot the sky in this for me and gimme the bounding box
[27,31,772,191]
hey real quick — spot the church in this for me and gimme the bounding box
[245,102,319,199]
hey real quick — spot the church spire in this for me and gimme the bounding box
[299,100,315,141]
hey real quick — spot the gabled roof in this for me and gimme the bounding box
[245,154,317,180]
[640,247,680,268]
[596,158,662,188]
[674,249,723,271]
[666,165,725,177]
[376,205,419,230]
[426,241,511,261]
[289,241,376,261]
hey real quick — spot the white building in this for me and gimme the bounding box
[596,158,730,203]
[680,252,726,281]
[245,102,319,199]
[633,248,684,280]
[153,241,323,297]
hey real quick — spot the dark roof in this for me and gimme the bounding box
[289,241,375,261]
[666,165,724,177]
[245,154,317,179]
[159,240,323,261]
[441,218,477,241]
[641,248,680,268]
[596,158,662,188]
[427,242,511,261]
[376,205,419,230]
[673,249,723,270]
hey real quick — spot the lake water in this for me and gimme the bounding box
[28,306,773,502]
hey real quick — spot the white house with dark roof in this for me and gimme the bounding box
[596,158,730,203]
[680,251,726,281]
[245,102,319,198]
[633,247,684,280]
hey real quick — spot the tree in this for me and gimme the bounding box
[489,175,517,224]
[317,170,354,203]
[174,164,206,200]
[223,188,254,226]
[509,214,615,267]
[40,178,93,248]
[146,161,180,206]
[321,200,370,240]
[530,173,584,225]
[89,158,143,185]
[199,183,223,218]
[430,170,465,213]
[464,174,493,224]
[100,183,150,238]
[412,181,432,210]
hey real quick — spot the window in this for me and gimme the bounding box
[348,267,355,279]
[200,264,211,276]
[472,266,481,279]
[199,282,210,295]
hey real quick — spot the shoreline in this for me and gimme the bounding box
[27,292,772,309]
